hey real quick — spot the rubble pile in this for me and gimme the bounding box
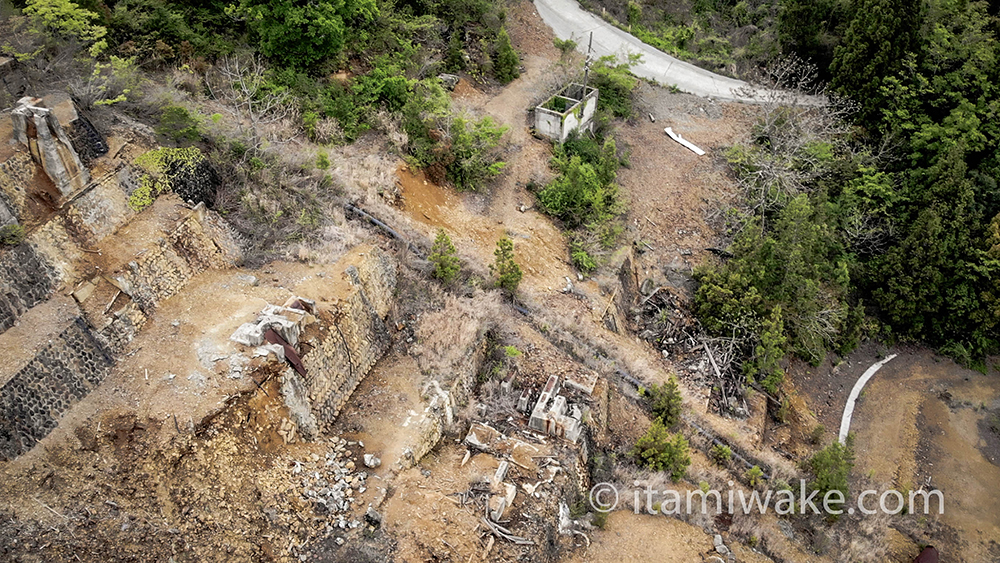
[297,436,369,530]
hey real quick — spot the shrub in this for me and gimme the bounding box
[503,345,522,357]
[745,465,765,487]
[710,444,732,465]
[632,419,690,481]
[490,236,522,294]
[429,228,461,283]
[316,151,330,170]
[493,26,519,83]
[645,377,683,427]
[809,438,854,499]
[810,424,826,445]
[553,37,577,58]
[24,0,107,43]
[589,54,640,118]
[570,245,597,273]
[539,137,623,229]
[0,224,26,246]
[156,105,200,144]
[446,115,507,191]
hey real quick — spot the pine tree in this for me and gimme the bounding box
[493,27,520,84]
[429,228,460,283]
[490,237,522,293]
[829,0,924,129]
[446,29,466,72]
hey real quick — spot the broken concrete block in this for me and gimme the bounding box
[230,322,264,346]
[11,96,90,197]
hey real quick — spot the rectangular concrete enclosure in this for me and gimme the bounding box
[534,83,598,142]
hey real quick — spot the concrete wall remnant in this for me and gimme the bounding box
[11,97,90,198]
[528,375,585,443]
[534,83,598,142]
[228,246,397,440]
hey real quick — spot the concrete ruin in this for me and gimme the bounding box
[533,83,598,142]
[11,96,91,198]
[527,375,585,443]
[230,245,398,440]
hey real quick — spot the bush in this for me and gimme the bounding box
[745,465,765,487]
[490,237,522,294]
[446,115,507,191]
[539,137,623,229]
[0,224,26,246]
[157,105,200,144]
[553,37,577,58]
[570,245,597,273]
[809,438,854,499]
[710,444,732,465]
[589,54,640,118]
[429,228,461,283]
[24,0,107,43]
[644,377,683,427]
[632,419,690,481]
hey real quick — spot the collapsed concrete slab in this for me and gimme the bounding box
[11,96,90,198]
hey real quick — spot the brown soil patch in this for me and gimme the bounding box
[807,348,1000,562]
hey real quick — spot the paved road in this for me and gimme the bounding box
[838,354,898,444]
[533,0,753,101]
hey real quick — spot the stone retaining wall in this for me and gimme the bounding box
[286,247,397,436]
[0,243,58,333]
[0,317,113,460]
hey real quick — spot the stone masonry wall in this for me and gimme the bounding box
[0,243,58,333]
[295,247,397,434]
[0,151,34,220]
[99,205,241,352]
[0,317,113,460]
[121,206,240,316]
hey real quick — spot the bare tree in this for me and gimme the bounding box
[730,56,859,221]
[208,55,298,156]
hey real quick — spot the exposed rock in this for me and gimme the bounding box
[363,453,381,468]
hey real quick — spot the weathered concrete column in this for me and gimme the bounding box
[11,96,90,197]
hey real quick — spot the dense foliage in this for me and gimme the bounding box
[692,0,1000,380]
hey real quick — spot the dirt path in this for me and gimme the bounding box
[803,348,1000,562]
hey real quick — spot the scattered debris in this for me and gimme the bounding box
[664,127,706,156]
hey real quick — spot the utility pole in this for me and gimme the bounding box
[581,31,593,96]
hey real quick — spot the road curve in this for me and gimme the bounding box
[838,354,898,444]
[533,0,752,101]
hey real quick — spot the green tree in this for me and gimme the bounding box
[710,444,732,465]
[229,0,378,67]
[632,419,690,481]
[156,105,200,144]
[446,29,466,72]
[493,26,519,83]
[744,306,787,394]
[429,228,461,283]
[644,377,683,427]
[490,236,522,293]
[24,0,107,43]
[829,0,924,129]
[809,438,854,499]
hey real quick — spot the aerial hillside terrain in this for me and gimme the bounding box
[0,0,997,561]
